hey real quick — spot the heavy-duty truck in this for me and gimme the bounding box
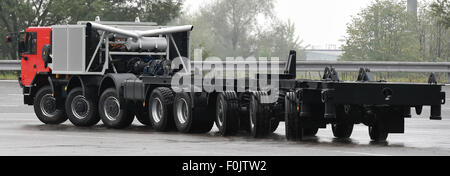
[5,19,446,142]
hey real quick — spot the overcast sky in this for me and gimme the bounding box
[183,0,428,49]
[275,0,373,49]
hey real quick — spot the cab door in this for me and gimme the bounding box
[20,28,51,86]
[21,31,38,86]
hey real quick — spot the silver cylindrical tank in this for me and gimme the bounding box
[126,37,168,52]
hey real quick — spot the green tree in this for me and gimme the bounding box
[430,0,450,29]
[175,0,304,60]
[0,0,55,60]
[207,0,275,57]
[341,0,420,61]
[103,0,183,25]
[256,19,305,60]
[417,1,450,61]
[0,0,183,60]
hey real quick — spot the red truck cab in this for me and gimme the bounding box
[20,27,52,86]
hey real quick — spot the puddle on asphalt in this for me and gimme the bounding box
[21,123,412,150]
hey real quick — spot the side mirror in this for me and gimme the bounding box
[5,36,12,43]
[18,39,25,53]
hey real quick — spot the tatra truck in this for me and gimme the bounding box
[5,19,445,141]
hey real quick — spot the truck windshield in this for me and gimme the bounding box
[24,32,37,55]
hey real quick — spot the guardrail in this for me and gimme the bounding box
[2,60,450,82]
[0,60,20,71]
[194,61,450,73]
[295,61,450,73]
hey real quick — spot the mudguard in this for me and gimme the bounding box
[99,73,138,106]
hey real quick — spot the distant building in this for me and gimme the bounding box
[407,0,417,17]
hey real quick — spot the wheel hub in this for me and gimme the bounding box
[152,98,164,123]
[176,98,188,124]
[71,95,89,119]
[104,97,120,121]
[40,94,57,117]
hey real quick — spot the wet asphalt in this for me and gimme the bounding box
[0,80,450,156]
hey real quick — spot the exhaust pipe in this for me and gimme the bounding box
[87,22,140,39]
[137,25,194,37]
[87,22,193,39]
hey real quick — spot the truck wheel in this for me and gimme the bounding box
[285,92,303,141]
[135,102,151,126]
[99,88,134,129]
[369,123,388,141]
[149,87,175,132]
[249,92,271,138]
[174,92,214,133]
[240,115,251,133]
[215,92,239,136]
[270,119,280,133]
[33,86,67,124]
[271,90,286,133]
[332,123,353,138]
[66,87,100,127]
[238,93,251,133]
[332,105,354,138]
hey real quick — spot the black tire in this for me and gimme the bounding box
[270,118,280,133]
[332,124,354,138]
[271,90,285,133]
[149,87,175,132]
[240,115,251,132]
[238,93,251,133]
[99,88,134,129]
[369,123,388,141]
[135,102,151,126]
[285,92,303,141]
[33,86,67,124]
[304,128,319,136]
[65,87,100,127]
[215,92,240,136]
[249,92,272,138]
[174,92,214,133]
[332,105,354,138]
